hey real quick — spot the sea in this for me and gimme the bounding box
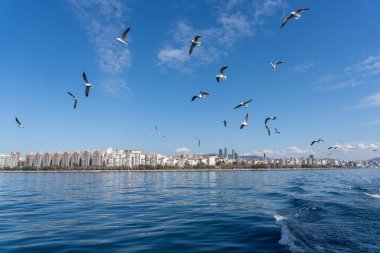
[0,169,379,252]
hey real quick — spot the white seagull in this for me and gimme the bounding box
[267,60,283,71]
[192,91,210,102]
[67,91,78,109]
[115,27,131,45]
[234,99,253,109]
[240,113,249,129]
[82,71,93,97]
[15,117,25,128]
[281,8,310,29]
[189,35,202,56]
[216,65,228,84]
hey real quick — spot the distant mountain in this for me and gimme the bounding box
[369,157,380,162]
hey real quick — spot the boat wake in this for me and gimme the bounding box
[274,213,303,253]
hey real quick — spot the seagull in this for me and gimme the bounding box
[82,71,93,97]
[67,91,78,109]
[374,150,379,152]
[159,132,166,138]
[267,60,283,71]
[191,91,210,102]
[240,113,248,129]
[15,117,25,128]
[281,8,310,29]
[265,116,277,125]
[216,65,228,84]
[265,125,271,136]
[328,146,338,150]
[311,139,324,146]
[115,27,131,45]
[274,128,280,134]
[195,137,201,147]
[155,125,158,131]
[222,119,227,127]
[189,35,202,56]
[234,99,253,109]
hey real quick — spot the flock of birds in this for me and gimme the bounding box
[13,7,378,156]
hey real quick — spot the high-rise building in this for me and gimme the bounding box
[62,152,72,167]
[224,147,227,158]
[52,152,62,166]
[231,149,236,160]
[218,149,223,158]
[82,151,93,167]
[92,150,104,166]
[43,153,52,167]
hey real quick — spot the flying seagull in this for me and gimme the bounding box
[189,35,202,56]
[67,91,78,109]
[222,119,227,127]
[265,116,277,125]
[234,99,253,109]
[374,150,379,152]
[274,128,280,134]
[311,139,324,146]
[265,125,271,136]
[267,60,283,71]
[192,91,210,102]
[15,117,25,128]
[115,27,131,45]
[82,71,93,97]
[281,8,310,29]
[328,146,338,150]
[216,65,228,84]
[195,137,201,147]
[240,113,249,129]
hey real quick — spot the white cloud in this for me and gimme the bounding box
[358,91,380,107]
[291,63,316,73]
[156,0,287,72]
[175,147,191,154]
[68,0,131,94]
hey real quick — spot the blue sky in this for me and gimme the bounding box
[1,0,380,160]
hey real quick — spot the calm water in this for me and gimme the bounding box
[0,169,380,253]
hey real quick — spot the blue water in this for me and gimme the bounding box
[0,169,380,252]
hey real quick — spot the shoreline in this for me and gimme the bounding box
[1,167,378,173]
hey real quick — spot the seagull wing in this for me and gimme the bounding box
[202,92,210,96]
[296,8,310,14]
[82,72,89,84]
[15,117,22,126]
[234,104,242,109]
[223,120,227,127]
[216,76,220,83]
[281,14,293,29]
[194,35,202,42]
[244,113,248,122]
[121,27,131,39]
[74,99,77,109]
[85,86,90,97]
[195,137,201,147]
[275,61,283,65]
[319,139,325,142]
[68,91,76,98]
[189,42,196,56]
[220,65,228,74]
[245,99,253,104]
[328,147,333,150]
[266,125,271,136]
[265,118,270,125]
[311,140,317,146]
[191,96,198,102]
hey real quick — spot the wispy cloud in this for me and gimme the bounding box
[291,63,316,73]
[175,147,191,154]
[243,146,313,158]
[358,91,380,107]
[156,0,287,72]
[312,52,380,91]
[68,0,131,95]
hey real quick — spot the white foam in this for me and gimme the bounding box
[362,177,372,183]
[274,214,303,253]
[364,192,380,199]
[274,213,286,221]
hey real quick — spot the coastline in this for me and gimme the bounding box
[1,167,377,173]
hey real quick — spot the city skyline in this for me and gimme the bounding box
[1,1,380,160]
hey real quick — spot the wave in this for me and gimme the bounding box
[274,213,303,253]
[364,192,380,199]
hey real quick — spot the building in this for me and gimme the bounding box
[224,147,227,158]
[92,150,104,166]
[0,154,10,168]
[52,152,62,166]
[82,151,93,167]
[218,149,223,158]
[42,153,52,167]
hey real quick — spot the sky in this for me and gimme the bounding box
[1,0,380,160]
